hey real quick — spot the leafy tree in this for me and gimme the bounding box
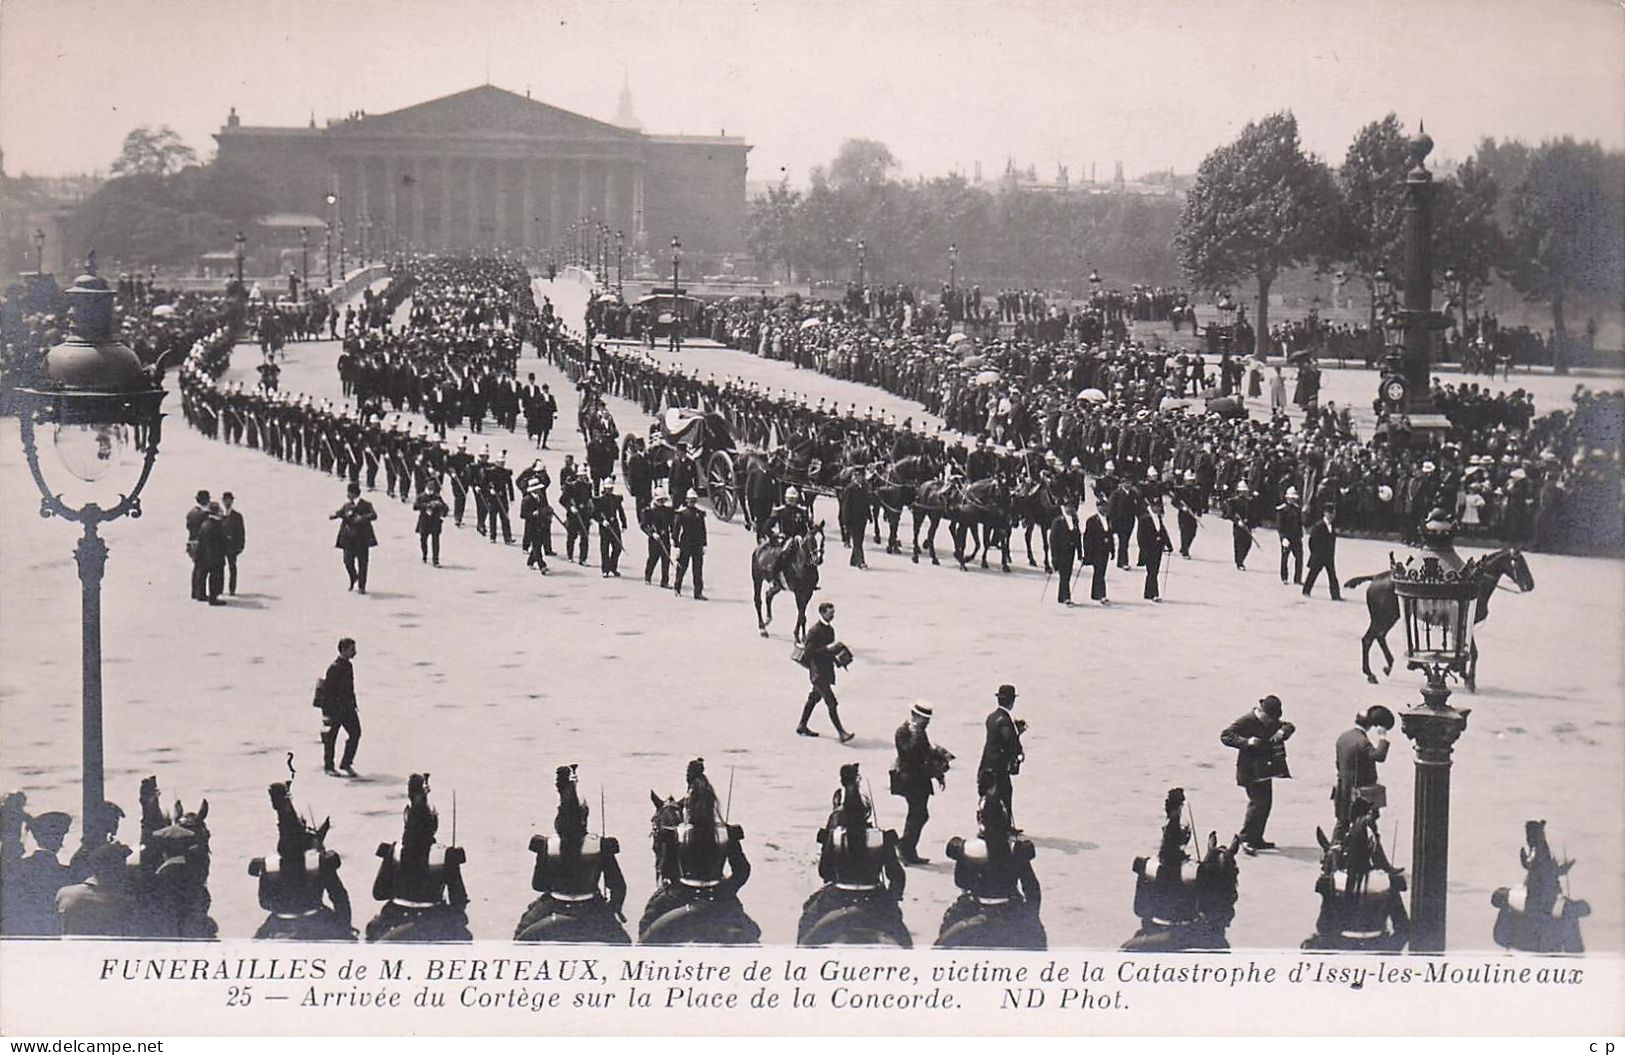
[1431,157,1504,331]
[1336,114,1410,343]
[1175,111,1339,355]
[827,139,898,192]
[746,181,803,282]
[1505,138,1625,373]
[110,126,198,178]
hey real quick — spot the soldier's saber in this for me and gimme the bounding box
[451,790,458,848]
[725,767,736,825]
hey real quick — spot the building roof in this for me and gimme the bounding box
[257,212,327,229]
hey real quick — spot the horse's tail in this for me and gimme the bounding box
[1343,574,1380,590]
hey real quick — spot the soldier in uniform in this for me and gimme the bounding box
[840,468,874,569]
[446,438,473,527]
[515,765,630,944]
[1172,470,1201,558]
[937,770,1045,949]
[672,490,708,600]
[54,841,136,937]
[366,773,471,942]
[641,490,675,587]
[1276,486,1304,585]
[797,762,910,947]
[561,462,595,566]
[249,778,354,940]
[594,480,628,577]
[471,447,493,536]
[486,452,515,545]
[892,702,952,865]
[1227,481,1257,571]
[764,486,814,588]
[640,759,760,944]
[413,479,449,566]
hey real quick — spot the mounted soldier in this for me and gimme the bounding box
[1302,797,1409,951]
[640,759,760,945]
[798,763,911,947]
[515,765,631,944]
[1125,788,1243,951]
[131,775,216,939]
[366,773,471,942]
[249,772,355,940]
[1491,820,1589,954]
[935,770,1045,949]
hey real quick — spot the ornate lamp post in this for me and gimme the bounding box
[1217,291,1236,346]
[33,228,46,272]
[616,229,625,292]
[299,228,310,300]
[856,239,866,289]
[11,255,168,856]
[1088,268,1103,303]
[948,243,958,290]
[337,219,347,278]
[1391,513,1483,952]
[324,192,337,287]
[1378,127,1453,418]
[233,231,246,284]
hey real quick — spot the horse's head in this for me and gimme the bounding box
[649,791,682,838]
[1501,548,1535,593]
[1315,826,1342,876]
[1194,831,1242,924]
[808,521,826,565]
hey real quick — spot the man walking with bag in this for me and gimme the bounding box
[1220,694,1295,855]
[317,638,362,777]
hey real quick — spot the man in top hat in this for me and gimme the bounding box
[330,481,378,593]
[413,478,449,566]
[1220,694,1295,854]
[1048,502,1082,606]
[195,501,229,606]
[1303,504,1341,600]
[1334,705,1395,837]
[221,492,246,596]
[892,702,952,865]
[1081,495,1113,605]
[840,467,875,568]
[641,490,675,587]
[980,684,1026,831]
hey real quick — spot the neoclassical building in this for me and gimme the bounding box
[214,85,750,257]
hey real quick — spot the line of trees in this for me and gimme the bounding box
[1178,112,1625,372]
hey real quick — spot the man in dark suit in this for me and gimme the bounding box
[979,684,1025,831]
[1333,705,1394,836]
[1048,504,1081,605]
[797,602,853,742]
[1136,504,1173,601]
[319,638,361,777]
[841,468,874,569]
[330,481,378,593]
[185,489,211,601]
[672,489,707,600]
[1276,487,1304,585]
[1081,497,1113,605]
[195,502,229,606]
[221,492,245,596]
[1220,694,1296,854]
[1107,479,1138,568]
[1303,506,1341,599]
[892,702,950,864]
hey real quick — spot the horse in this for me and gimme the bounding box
[912,477,1012,571]
[133,794,217,940]
[798,892,913,947]
[752,522,825,640]
[1300,825,1409,952]
[638,792,760,945]
[865,454,937,555]
[1344,547,1535,689]
[1012,477,1062,572]
[1122,832,1241,951]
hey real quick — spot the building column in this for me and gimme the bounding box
[495,160,511,247]
[547,160,562,251]
[576,158,590,227]
[632,163,646,249]
[604,161,619,236]
[440,156,455,249]
[384,157,399,252]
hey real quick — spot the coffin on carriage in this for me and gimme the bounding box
[639,406,751,521]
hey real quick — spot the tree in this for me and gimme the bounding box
[746,181,803,282]
[1432,157,1504,332]
[1175,111,1339,355]
[1336,115,1410,344]
[110,126,198,178]
[827,139,898,192]
[1505,138,1625,373]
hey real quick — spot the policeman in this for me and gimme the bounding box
[561,465,594,565]
[798,762,910,947]
[641,490,675,587]
[594,480,628,577]
[672,490,708,600]
[1172,470,1201,558]
[516,765,630,944]
[1227,481,1257,571]
[471,447,493,536]
[446,437,473,527]
[486,451,515,544]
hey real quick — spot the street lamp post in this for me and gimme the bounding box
[671,236,683,354]
[1088,268,1103,304]
[616,229,625,292]
[324,192,337,288]
[1217,290,1236,346]
[1379,126,1454,416]
[1390,513,1484,952]
[233,231,246,285]
[948,243,958,290]
[33,228,46,272]
[300,228,309,300]
[12,254,167,856]
[856,239,866,289]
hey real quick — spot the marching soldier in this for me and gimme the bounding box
[561,464,594,565]
[485,451,515,544]
[1172,470,1201,558]
[892,702,952,865]
[595,480,628,577]
[446,438,473,527]
[471,447,493,536]
[641,490,675,587]
[1276,486,1304,585]
[1227,481,1257,571]
[413,479,449,566]
[672,490,708,600]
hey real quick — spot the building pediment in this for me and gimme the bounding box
[335,85,640,143]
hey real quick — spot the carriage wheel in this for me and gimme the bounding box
[708,452,737,521]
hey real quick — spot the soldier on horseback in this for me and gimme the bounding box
[1303,797,1409,951]
[640,759,761,945]
[1491,820,1589,954]
[367,773,471,942]
[249,776,355,940]
[515,765,630,944]
[797,762,911,947]
[936,770,1045,949]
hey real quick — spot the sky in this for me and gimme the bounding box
[1,0,1621,184]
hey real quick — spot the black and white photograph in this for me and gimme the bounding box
[0,0,1621,1041]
